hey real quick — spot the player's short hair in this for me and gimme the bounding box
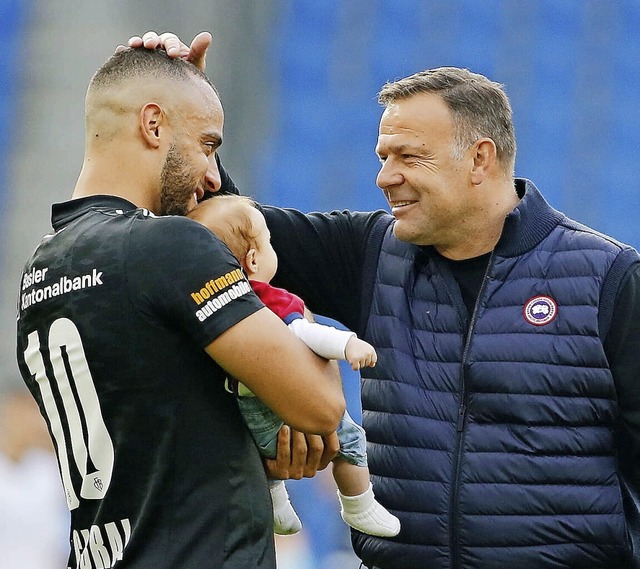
[89,47,216,94]
[378,67,516,175]
[188,195,259,263]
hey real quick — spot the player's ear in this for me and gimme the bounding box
[139,103,165,148]
[244,249,258,276]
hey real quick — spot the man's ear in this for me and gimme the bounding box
[470,138,497,185]
[244,248,258,276]
[140,103,164,148]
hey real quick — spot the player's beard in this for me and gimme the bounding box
[159,144,198,216]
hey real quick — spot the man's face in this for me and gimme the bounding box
[375,93,473,252]
[159,78,224,216]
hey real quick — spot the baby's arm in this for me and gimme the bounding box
[344,336,377,371]
[287,319,377,371]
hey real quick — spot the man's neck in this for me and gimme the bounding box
[72,159,156,211]
[437,181,520,260]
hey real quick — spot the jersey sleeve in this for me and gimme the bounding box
[261,206,389,334]
[128,216,264,348]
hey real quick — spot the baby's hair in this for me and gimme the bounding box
[188,195,260,263]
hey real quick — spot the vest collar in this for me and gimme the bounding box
[495,178,565,257]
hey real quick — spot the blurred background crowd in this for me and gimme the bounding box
[1,1,639,567]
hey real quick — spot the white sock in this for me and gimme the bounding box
[338,483,400,537]
[270,481,302,535]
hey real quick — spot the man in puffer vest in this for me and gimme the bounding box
[265,68,640,569]
[138,33,640,569]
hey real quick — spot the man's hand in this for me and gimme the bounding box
[115,31,212,71]
[264,426,339,480]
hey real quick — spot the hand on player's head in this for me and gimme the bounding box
[115,31,212,72]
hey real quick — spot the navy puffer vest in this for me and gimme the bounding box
[353,180,636,569]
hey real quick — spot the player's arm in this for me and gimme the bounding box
[205,306,345,435]
[136,218,344,436]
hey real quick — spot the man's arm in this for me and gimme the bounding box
[205,306,344,435]
[605,261,640,566]
[263,206,386,333]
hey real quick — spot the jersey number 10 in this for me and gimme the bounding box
[23,317,114,511]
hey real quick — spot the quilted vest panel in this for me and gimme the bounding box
[353,219,632,569]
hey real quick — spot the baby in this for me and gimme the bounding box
[188,195,400,538]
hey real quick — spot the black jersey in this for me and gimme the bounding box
[16,196,274,569]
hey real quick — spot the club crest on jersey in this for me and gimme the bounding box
[523,295,558,326]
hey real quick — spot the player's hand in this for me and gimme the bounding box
[345,337,378,371]
[264,426,339,480]
[115,31,212,71]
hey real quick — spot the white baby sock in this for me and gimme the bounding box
[338,483,400,537]
[270,481,302,535]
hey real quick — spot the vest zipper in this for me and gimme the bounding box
[450,251,495,569]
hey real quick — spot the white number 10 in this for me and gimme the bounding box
[23,318,114,511]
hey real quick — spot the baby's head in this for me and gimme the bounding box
[188,195,278,283]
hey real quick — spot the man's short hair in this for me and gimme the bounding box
[89,47,215,94]
[378,67,516,175]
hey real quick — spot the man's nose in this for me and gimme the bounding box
[376,160,404,190]
[204,155,222,194]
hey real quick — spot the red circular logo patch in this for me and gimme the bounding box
[523,295,558,326]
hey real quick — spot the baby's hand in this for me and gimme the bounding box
[344,336,377,371]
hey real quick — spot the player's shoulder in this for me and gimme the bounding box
[128,213,229,264]
[134,211,205,230]
[132,213,219,244]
